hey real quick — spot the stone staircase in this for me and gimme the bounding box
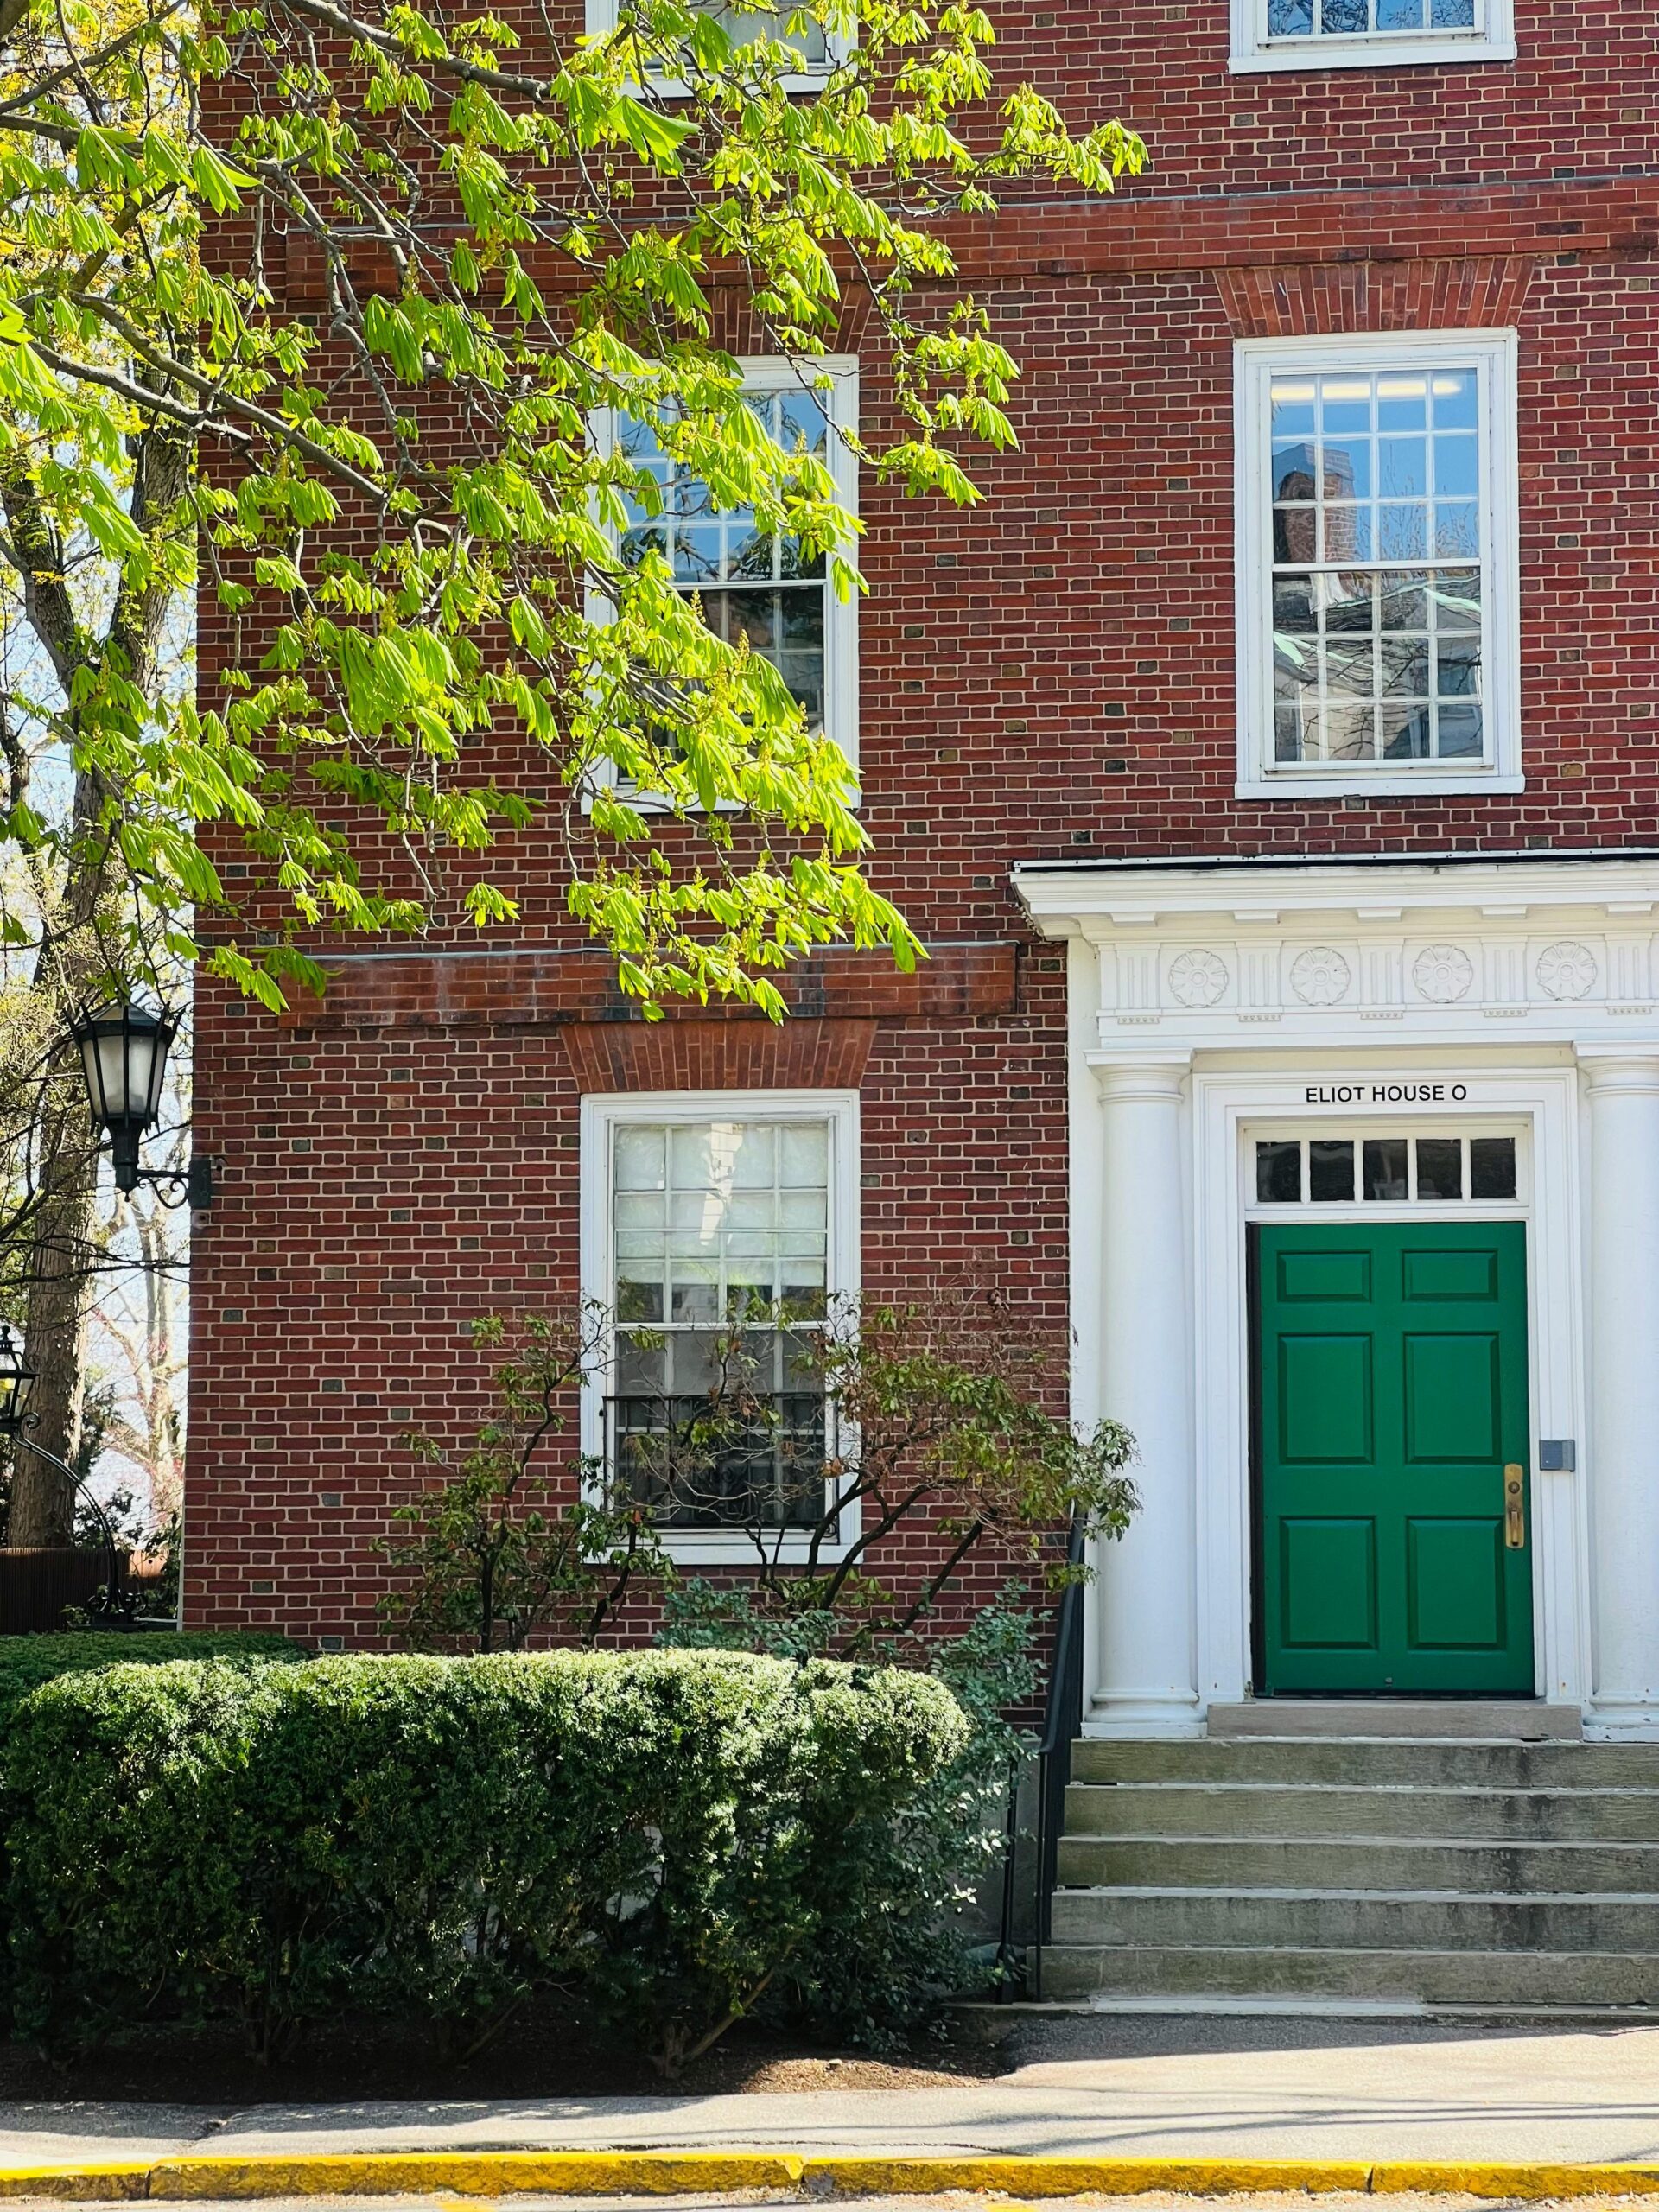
[1042,1726,1659,2012]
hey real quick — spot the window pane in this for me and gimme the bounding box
[619,397,831,734]
[615,1126,665,1190]
[689,2,830,68]
[1266,371,1486,775]
[780,1122,829,1186]
[1416,1136,1464,1200]
[1256,1141,1302,1203]
[1309,1139,1356,1202]
[1470,1136,1518,1200]
[1363,1138,1408,1201]
[611,1116,834,1529]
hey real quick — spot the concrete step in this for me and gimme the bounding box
[1057,1833,1659,1892]
[1037,1942,1659,2008]
[1050,1884,1659,1952]
[1071,1736,1659,1789]
[1207,1700,1581,1740]
[1065,1781,1659,1841]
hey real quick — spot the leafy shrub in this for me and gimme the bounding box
[659,1586,1039,2041]
[0,1630,300,1738]
[378,1309,676,1653]
[3,1649,965,2070]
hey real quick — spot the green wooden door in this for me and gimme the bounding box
[1256,1220,1534,1695]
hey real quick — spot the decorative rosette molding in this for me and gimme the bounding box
[1536,941,1599,1001]
[1009,855,1659,1048]
[1168,950,1230,1007]
[1412,944,1476,1004]
[1290,946,1352,1007]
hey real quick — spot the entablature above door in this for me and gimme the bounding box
[1013,854,1659,1052]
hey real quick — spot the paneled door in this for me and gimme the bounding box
[1255,1221,1533,1694]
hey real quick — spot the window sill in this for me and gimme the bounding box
[1229,35,1515,68]
[1236,769,1526,800]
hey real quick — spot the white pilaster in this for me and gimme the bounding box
[1086,1053,1202,1736]
[1582,1050,1659,1737]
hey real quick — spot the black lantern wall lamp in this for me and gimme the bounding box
[0,1325,136,1621]
[67,1001,212,1208]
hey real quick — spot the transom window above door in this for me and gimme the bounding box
[1255,1132,1518,1205]
[1230,0,1515,68]
[1235,335,1520,801]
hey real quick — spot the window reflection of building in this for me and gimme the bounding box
[1267,366,1484,771]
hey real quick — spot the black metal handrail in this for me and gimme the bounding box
[996,1507,1088,1999]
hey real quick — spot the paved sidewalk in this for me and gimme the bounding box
[2,2016,1658,2169]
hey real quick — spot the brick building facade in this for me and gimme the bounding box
[188,0,1659,1738]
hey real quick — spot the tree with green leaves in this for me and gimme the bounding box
[0,0,1143,1504]
[0,0,1144,1011]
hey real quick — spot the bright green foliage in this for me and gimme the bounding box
[377,1307,677,1651]
[0,1629,301,1737]
[621,1289,1137,1627]
[3,1648,966,2068]
[0,0,1144,1009]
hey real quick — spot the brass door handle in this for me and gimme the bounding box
[1503,1464,1526,1550]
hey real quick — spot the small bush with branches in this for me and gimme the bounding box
[377,1305,675,1653]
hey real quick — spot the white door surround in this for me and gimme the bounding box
[1014,853,1659,1742]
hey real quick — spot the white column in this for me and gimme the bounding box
[1087,1054,1202,1736]
[1582,1051,1659,1737]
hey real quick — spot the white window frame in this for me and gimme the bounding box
[1234,328,1522,802]
[587,355,860,810]
[1229,0,1514,71]
[578,1088,861,1566]
[583,0,847,97]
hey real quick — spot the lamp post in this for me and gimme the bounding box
[0,1326,134,1623]
[67,1000,211,1207]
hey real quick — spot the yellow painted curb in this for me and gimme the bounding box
[152,2155,807,2200]
[801,2159,1377,2198]
[0,2166,149,2202]
[1372,2167,1659,2201]
[2,2151,1659,2202]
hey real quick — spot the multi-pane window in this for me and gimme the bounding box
[583,0,837,81]
[1254,1133,1519,1205]
[1271,367,1482,767]
[1236,337,1519,798]
[616,374,851,745]
[1268,0,1472,37]
[1231,0,1511,67]
[607,1117,833,1529]
[689,0,829,66]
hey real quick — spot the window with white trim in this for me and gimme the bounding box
[597,359,859,780]
[1230,0,1513,70]
[583,0,842,94]
[1235,334,1520,800]
[580,1091,858,1560]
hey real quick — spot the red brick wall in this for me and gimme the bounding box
[188,0,1659,1637]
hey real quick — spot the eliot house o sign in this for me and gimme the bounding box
[1305,1082,1471,1104]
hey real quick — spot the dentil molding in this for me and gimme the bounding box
[1012,855,1659,1050]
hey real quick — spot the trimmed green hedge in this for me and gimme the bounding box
[4,1649,966,2066]
[0,1631,301,1735]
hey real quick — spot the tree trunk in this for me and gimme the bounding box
[9,1086,95,1544]
[0,406,192,1549]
